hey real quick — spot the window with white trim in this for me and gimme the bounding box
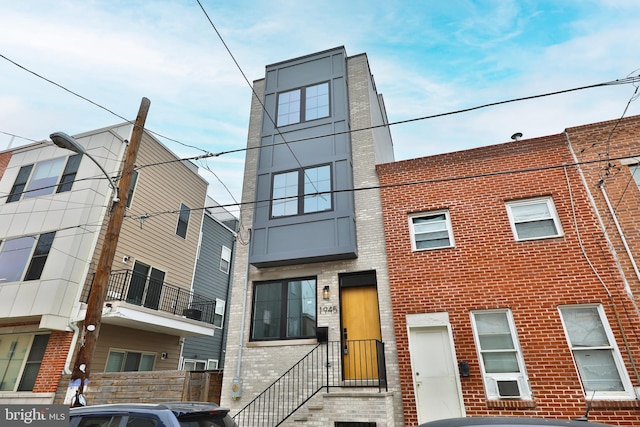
[0,232,56,284]
[214,298,226,328]
[7,155,82,202]
[559,304,634,399]
[182,359,207,371]
[409,210,454,250]
[505,197,562,241]
[207,359,219,370]
[220,245,231,274]
[271,165,332,217]
[630,165,640,190]
[105,349,156,372]
[471,309,531,399]
[0,333,50,391]
[276,82,330,127]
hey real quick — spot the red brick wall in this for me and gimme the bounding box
[377,133,640,426]
[33,330,74,393]
[566,115,640,307]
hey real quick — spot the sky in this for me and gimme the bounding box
[1,1,639,218]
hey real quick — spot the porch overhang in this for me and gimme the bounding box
[75,301,215,337]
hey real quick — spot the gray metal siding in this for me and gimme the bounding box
[249,47,358,267]
[182,212,235,368]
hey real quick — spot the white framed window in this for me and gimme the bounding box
[214,298,226,328]
[276,82,330,127]
[105,349,156,372]
[220,245,231,274]
[559,304,634,399]
[0,232,56,284]
[182,359,207,371]
[207,359,219,370]
[630,165,640,190]
[0,333,50,391]
[409,210,454,251]
[7,155,82,202]
[505,197,562,241]
[471,309,531,400]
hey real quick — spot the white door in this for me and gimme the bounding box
[409,326,464,423]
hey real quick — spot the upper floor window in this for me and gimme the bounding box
[271,165,332,217]
[0,231,56,284]
[176,203,190,238]
[126,169,139,208]
[0,333,50,391]
[251,277,316,341]
[471,309,531,400]
[214,298,226,328]
[505,197,562,241]
[7,155,82,202]
[409,210,454,250]
[276,82,330,127]
[559,304,634,399]
[220,245,231,274]
[105,349,155,372]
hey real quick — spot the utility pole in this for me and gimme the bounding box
[70,97,150,406]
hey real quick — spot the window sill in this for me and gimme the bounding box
[247,338,318,348]
[486,399,536,409]
[588,399,640,409]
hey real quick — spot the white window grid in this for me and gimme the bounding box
[505,196,563,241]
[408,210,455,251]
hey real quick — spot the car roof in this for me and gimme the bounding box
[70,401,230,417]
[418,417,615,427]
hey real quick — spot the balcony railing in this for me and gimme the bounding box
[81,269,217,325]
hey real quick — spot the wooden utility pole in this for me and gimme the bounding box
[70,97,150,405]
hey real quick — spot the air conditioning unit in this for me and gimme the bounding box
[183,308,202,320]
[486,375,528,399]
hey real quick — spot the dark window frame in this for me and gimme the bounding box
[175,203,190,238]
[270,164,333,218]
[276,81,331,127]
[8,155,82,202]
[250,277,317,341]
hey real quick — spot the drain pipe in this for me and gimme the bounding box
[232,229,251,400]
[600,182,640,287]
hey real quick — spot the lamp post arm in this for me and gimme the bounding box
[84,151,120,202]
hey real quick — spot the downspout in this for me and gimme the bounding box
[564,134,640,386]
[232,228,251,399]
[600,183,640,288]
[64,321,80,374]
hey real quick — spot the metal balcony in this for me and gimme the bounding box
[81,269,217,325]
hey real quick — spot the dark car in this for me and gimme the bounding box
[419,417,616,427]
[69,401,237,427]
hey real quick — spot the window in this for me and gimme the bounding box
[409,211,454,250]
[220,245,231,274]
[214,298,226,328]
[207,359,219,370]
[0,232,55,284]
[559,305,634,399]
[271,165,332,217]
[471,310,531,399]
[183,359,207,371]
[251,277,316,341]
[7,155,81,202]
[0,333,50,392]
[105,350,155,372]
[505,197,562,240]
[176,203,190,238]
[126,169,139,208]
[276,82,330,126]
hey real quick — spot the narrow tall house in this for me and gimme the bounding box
[221,47,403,426]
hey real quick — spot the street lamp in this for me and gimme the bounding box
[50,132,119,202]
[51,97,150,407]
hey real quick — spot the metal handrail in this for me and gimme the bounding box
[81,269,217,325]
[233,339,387,427]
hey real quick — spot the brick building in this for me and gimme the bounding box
[377,130,640,426]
